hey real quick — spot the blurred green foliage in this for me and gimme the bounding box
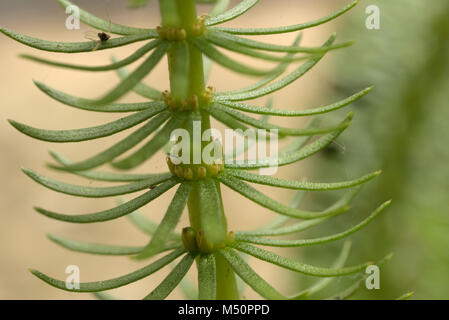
[310,0,449,299]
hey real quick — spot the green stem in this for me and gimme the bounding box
[159,0,239,300]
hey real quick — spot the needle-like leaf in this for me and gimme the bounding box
[34,80,164,113]
[47,233,181,256]
[290,241,353,299]
[34,177,179,223]
[240,188,360,237]
[227,169,381,191]
[20,40,161,72]
[233,243,373,277]
[92,42,169,105]
[224,113,351,169]
[216,174,354,219]
[0,28,155,53]
[114,57,163,100]
[212,104,350,136]
[53,111,170,171]
[144,253,196,300]
[22,167,173,198]
[217,87,372,116]
[216,33,303,97]
[135,183,191,259]
[209,0,231,17]
[48,151,162,182]
[212,1,358,35]
[198,254,217,300]
[214,34,336,101]
[9,107,165,143]
[112,115,186,170]
[193,38,272,76]
[235,200,391,247]
[205,0,259,26]
[30,248,186,292]
[218,247,286,299]
[57,0,154,35]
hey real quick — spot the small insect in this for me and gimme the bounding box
[149,185,158,190]
[84,7,112,51]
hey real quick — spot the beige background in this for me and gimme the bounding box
[0,0,350,299]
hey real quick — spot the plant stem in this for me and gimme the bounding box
[159,0,239,300]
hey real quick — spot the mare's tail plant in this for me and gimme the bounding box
[2,0,393,299]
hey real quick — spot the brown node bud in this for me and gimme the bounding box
[196,230,214,253]
[197,166,207,179]
[175,27,187,41]
[182,227,198,252]
[184,167,193,180]
[166,27,176,41]
[174,165,184,179]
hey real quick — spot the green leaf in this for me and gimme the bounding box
[216,174,354,219]
[212,104,351,136]
[53,111,170,171]
[30,248,185,292]
[144,253,196,300]
[192,38,272,76]
[205,0,259,26]
[240,189,359,237]
[233,242,373,277]
[214,33,337,101]
[217,87,373,116]
[114,57,163,100]
[206,32,308,63]
[227,169,381,191]
[396,292,415,300]
[216,33,303,97]
[235,200,391,247]
[92,42,169,105]
[198,254,217,300]
[20,40,161,72]
[197,179,228,244]
[218,247,286,299]
[9,107,165,143]
[325,279,363,300]
[209,30,351,55]
[224,113,351,169]
[135,183,191,259]
[209,0,231,17]
[92,292,118,300]
[121,201,181,241]
[57,0,154,35]
[205,106,251,132]
[22,167,173,198]
[34,177,179,223]
[225,98,273,159]
[47,233,181,256]
[178,273,198,300]
[112,115,186,170]
[212,1,358,35]
[252,190,306,233]
[48,151,163,182]
[0,28,155,53]
[291,241,353,299]
[34,80,164,113]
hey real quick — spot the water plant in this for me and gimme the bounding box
[2,0,394,300]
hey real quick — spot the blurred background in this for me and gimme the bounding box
[0,0,447,299]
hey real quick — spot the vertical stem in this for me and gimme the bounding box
[159,0,239,300]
